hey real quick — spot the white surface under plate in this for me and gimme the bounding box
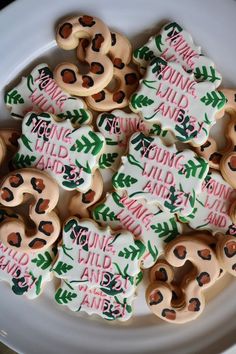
[0,0,236,353]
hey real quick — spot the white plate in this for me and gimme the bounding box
[1,0,236,353]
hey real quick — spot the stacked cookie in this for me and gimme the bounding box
[0,15,235,323]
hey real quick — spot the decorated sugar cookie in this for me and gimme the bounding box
[5,64,91,125]
[55,15,114,96]
[53,218,145,297]
[112,132,209,217]
[78,32,139,111]
[12,112,105,192]
[133,21,222,87]
[55,280,134,321]
[0,129,20,171]
[216,235,236,277]
[0,208,56,299]
[0,169,60,253]
[180,171,236,235]
[92,191,182,268]
[146,236,220,323]
[130,58,226,146]
[97,110,175,170]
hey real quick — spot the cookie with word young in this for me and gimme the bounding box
[53,218,145,298]
[146,236,221,323]
[0,168,60,253]
[179,171,236,235]
[55,15,114,96]
[55,279,134,321]
[5,63,91,125]
[112,132,209,217]
[130,58,226,146]
[133,21,222,88]
[12,112,105,192]
[78,32,139,111]
[97,109,175,171]
[92,191,182,269]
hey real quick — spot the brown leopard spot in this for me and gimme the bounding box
[79,15,95,27]
[7,232,21,248]
[90,62,104,74]
[200,140,211,152]
[209,152,222,164]
[59,23,72,39]
[82,75,94,88]
[113,91,125,103]
[29,238,47,249]
[173,245,187,259]
[224,240,236,258]
[149,290,163,306]
[38,221,54,236]
[155,267,168,282]
[61,69,77,84]
[35,198,50,214]
[92,34,104,52]
[92,90,105,102]
[31,177,45,194]
[82,189,96,204]
[113,58,125,69]
[111,33,116,46]
[125,73,138,85]
[196,272,210,287]
[232,263,236,271]
[9,174,24,188]
[197,249,212,260]
[228,155,236,171]
[9,132,20,147]
[188,298,201,312]
[162,309,176,320]
[1,187,14,202]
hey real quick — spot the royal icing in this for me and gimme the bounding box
[0,208,55,299]
[133,21,222,87]
[55,280,134,321]
[97,109,175,170]
[13,112,105,192]
[53,218,145,298]
[130,58,226,145]
[112,132,209,217]
[180,171,236,235]
[92,191,182,268]
[5,64,91,125]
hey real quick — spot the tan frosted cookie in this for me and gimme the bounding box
[216,234,236,276]
[55,279,135,321]
[54,15,114,96]
[0,129,20,168]
[78,32,139,111]
[5,63,91,125]
[0,168,60,253]
[12,112,105,192]
[69,169,103,218]
[146,236,220,323]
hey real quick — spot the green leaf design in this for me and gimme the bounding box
[151,217,179,242]
[200,91,226,109]
[31,251,53,270]
[143,80,156,90]
[118,240,146,261]
[130,93,154,110]
[133,45,154,61]
[55,287,77,304]
[21,134,33,152]
[194,66,221,83]
[127,154,143,170]
[112,172,138,188]
[13,153,36,168]
[111,192,124,208]
[147,240,159,262]
[98,153,119,169]
[70,131,104,155]
[148,124,168,137]
[105,138,120,146]
[5,89,24,105]
[175,114,198,142]
[131,133,154,153]
[164,186,179,213]
[75,160,91,174]
[179,157,208,179]
[57,109,90,125]
[135,271,143,286]
[92,204,118,222]
[113,263,134,284]
[150,57,167,75]
[53,261,73,276]
[155,34,163,52]
[35,275,43,296]
[100,272,124,296]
